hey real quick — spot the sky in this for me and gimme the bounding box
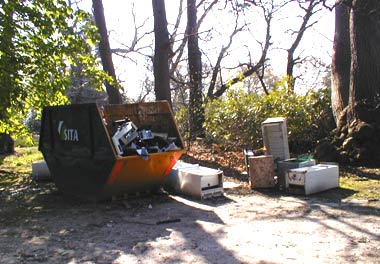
[78,0,335,98]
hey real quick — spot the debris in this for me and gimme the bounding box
[277,158,316,190]
[166,161,224,199]
[139,129,153,140]
[110,117,180,158]
[156,218,181,225]
[111,118,138,156]
[287,164,339,195]
[249,155,276,188]
[243,148,268,176]
[132,242,148,254]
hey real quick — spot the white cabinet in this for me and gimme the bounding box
[261,117,290,162]
[287,164,339,195]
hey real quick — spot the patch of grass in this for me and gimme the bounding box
[1,147,43,172]
[338,166,380,201]
[0,147,43,188]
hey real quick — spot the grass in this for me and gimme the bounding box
[0,147,43,188]
[339,166,380,201]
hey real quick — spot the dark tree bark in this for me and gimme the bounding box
[348,0,380,112]
[0,133,14,154]
[92,0,122,104]
[187,0,204,139]
[0,4,18,122]
[331,2,350,127]
[316,0,380,165]
[152,0,172,106]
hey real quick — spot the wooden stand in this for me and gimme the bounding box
[249,155,275,188]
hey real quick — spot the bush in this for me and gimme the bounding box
[203,86,334,153]
[175,106,191,147]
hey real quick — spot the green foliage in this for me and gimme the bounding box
[204,84,333,152]
[0,0,109,136]
[0,147,42,174]
[175,106,191,147]
[14,135,39,148]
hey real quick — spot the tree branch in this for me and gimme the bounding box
[207,14,245,97]
[210,1,273,98]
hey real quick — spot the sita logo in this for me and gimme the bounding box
[58,121,79,142]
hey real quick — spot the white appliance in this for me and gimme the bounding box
[277,158,316,189]
[261,117,290,162]
[166,161,223,199]
[287,164,339,195]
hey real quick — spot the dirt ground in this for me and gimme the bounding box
[0,177,379,264]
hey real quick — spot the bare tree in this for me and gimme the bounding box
[169,0,218,81]
[286,0,321,91]
[206,13,245,98]
[152,0,172,105]
[187,0,204,139]
[110,4,153,60]
[92,0,122,104]
[208,0,275,98]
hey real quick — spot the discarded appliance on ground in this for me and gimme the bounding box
[287,163,339,195]
[243,148,267,176]
[248,155,276,188]
[39,101,184,200]
[243,117,339,194]
[165,161,224,199]
[261,117,290,163]
[32,160,51,182]
[277,158,316,190]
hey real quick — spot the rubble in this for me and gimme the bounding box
[110,117,180,158]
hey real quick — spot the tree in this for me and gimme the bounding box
[92,0,123,104]
[331,1,350,126]
[152,0,172,106]
[187,0,204,139]
[348,0,380,112]
[286,0,321,91]
[208,0,274,98]
[0,0,108,137]
[317,0,380,165]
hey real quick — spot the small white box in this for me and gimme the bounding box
[166,161,223,199]
[287,164,339,195]
[32,160,51,181]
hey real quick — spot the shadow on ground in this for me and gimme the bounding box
[0,176,241,264]
[341,166,380,181]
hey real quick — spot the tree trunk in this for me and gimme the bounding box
[92,0,122,104]
[0,133,14,154]
[349,0,380,111]
[152,0,172,106]
[0,4,17,123]
[316,0,380,165]
[331,2,350,127]
[187,0,204,139]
